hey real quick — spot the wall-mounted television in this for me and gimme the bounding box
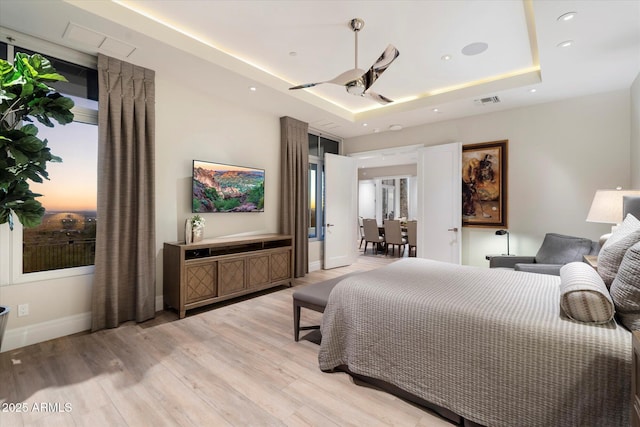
[192,160,265,213]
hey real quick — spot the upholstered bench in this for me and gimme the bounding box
[292,272,359,341]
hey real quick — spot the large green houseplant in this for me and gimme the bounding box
[0,52,74,230]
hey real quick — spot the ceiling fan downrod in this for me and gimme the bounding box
[350,18,364,69]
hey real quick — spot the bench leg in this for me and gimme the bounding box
[293,300,301,342]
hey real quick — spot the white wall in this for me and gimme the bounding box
[359,181,376,219]
[308,241,323,272]
[631,72,640,188]
[345,90,631,266]
[154,73,282,294]
[358,164,417,180]
[1,54,282,352]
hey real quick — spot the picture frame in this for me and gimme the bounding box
[462,140,508,228]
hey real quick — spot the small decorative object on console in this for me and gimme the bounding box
[190,215,205,243]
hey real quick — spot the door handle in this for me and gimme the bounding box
[327,223,335,227]
[447,227,458,232]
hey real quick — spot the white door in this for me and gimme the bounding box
[417,142,462,263]
[324,153,358,269]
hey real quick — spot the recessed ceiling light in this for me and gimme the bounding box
[529,88,537,93]
[461,42,488,56]
[441,54,452,61]
[432,108,440,113]
[289,51,297,57]
[557,12,577,22]
[362,123,368,127]
[389,124,403,131]
[249,86,257,91]
[373,128,380,133]
[557,40,574,48]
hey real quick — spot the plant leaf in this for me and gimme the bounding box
[12,199,45,228]
[16,134,44,152]
[0,88,16,103]
[16,53,38,79]
[8,146,28,164]
[19,82,34,98]
[20,124,38,136]
[1,52,71,229]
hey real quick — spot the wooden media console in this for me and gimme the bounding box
[163,234,293,318]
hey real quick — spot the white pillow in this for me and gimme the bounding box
[598,214,640,288]
[610,241,640,331]
[559,262,615,324]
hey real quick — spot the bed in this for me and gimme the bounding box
[318,258,631,427]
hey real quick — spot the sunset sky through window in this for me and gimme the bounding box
[29,120,98,212]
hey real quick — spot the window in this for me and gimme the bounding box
[381,177,409,220]
[1,39,98,282]
[308,133,340,240]
[22,121,98,273]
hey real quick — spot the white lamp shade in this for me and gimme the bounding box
[586,189,640,224]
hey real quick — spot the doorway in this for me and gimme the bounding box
[350,143,462,264]
[351,144,421,223]
[359,175,417,224]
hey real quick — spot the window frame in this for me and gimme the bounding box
[0,29,98,286]
[308,130,341,242]
[308,156,324,241]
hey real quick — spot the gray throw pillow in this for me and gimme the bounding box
[610,241,640,331]
[559,262,615,324]
[598,214,640,288]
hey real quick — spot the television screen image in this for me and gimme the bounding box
[192,160,265,213]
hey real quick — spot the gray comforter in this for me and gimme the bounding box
[318,258,631,427]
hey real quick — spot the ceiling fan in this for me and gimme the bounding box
[289,18,400,104]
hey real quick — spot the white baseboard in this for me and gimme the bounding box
[1,312,91,353]
[1,298,166,353]
[308,260,322,272]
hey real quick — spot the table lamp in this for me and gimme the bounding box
[495,229,510,255]
[586,187,640,243]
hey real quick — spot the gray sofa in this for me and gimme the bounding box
[489,233,600,275]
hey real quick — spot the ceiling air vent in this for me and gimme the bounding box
[474,96,501,105]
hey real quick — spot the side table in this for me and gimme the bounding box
[583,254,598,270]
[485,254,516,261]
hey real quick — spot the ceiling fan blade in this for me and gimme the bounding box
[366,91,394,105]
[329,69,366,86]
[290,68,366,90]
[289,82,324,90]
[362,44,400,91]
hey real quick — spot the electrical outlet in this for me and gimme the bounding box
[17,304,29,317]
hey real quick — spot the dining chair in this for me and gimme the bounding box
[362,218,384,254]
[406,220,417,257]
[383,220,407,256]
[358,216,365,248]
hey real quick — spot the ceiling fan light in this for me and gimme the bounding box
[346,80,366,96]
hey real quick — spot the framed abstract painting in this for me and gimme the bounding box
[462,140,508,227]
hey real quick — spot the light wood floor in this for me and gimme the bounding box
[0,251,454,427]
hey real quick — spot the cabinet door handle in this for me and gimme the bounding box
[447,227,458,232]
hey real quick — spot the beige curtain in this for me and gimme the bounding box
[92,54,156,331]
[280,117,309,278]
